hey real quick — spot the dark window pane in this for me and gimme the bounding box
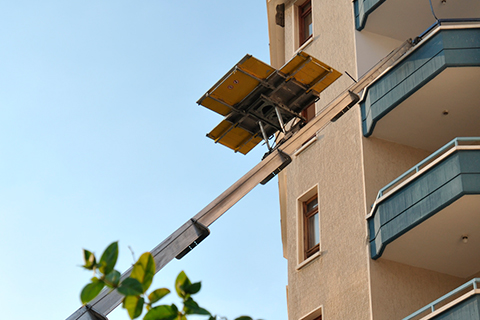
[301,2,311,14]
[306,197,318,213]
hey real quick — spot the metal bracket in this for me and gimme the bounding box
[274,107,286,134]
[258,121,272,151]
[86,305,108,320]
[260,149,292,185]
[175,219,210,259]
[330,91,359,122]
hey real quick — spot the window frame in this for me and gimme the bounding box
[296,185,321,267]
[298,0,313,46]
[303,194,319,260]
[299,305,323,320]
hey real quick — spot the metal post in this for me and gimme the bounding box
[258,121,272,151]
[275,107,286,134]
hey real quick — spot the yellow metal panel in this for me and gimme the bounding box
[280,52,341,94]
[238,55,275,80]
[207,120,232,142]
[210,70,260,107]
[199,55,275,117]
[237,135,263,155]
[293,66,328,87]
[201,96,232,116]
[208,122,251,149]
[311,69,342,93]
[207,120,263,155]
[279,53,306,76]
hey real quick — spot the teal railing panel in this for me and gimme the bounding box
[368,138,480,259]
[353,0,387,31]
[361,28,480,137]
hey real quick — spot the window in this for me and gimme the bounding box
[299,0,312,45]
[303,194,319,259]
[297,186,320,267]
[299,306,322,320]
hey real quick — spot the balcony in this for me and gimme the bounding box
[353,0,480,40]
[367,138,480,278]
[403,278,480,320]
[360,24,480,151]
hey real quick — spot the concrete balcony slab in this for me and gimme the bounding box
[354,0,480,40]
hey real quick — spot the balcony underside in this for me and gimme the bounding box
[361,27,480,151]
[354,0,480,40]
[382,194,480,278]
[372,67,480,152]
[368,150,480,278]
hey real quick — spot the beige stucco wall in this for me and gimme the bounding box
[284,107,371,320]
[369,259,465,319]
[279,1,371,319]
[362,137,431,209]
[354,30,403,78]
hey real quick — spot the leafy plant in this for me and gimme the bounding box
[81,242,260,320]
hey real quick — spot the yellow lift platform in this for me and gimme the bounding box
[197,51,341,154]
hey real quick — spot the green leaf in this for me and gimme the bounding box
[99,242,118,275]
[123,295,144,319]
[148,288,170,304]
[144,304,178,320]
[131,252,155,293]
[184,281,201,295]
[118,277,144,296]
[104,270,121,288]
[175,271,191,298]
[82,249,96,270]
[234,317,253,320]
[183,298,211,316]
[80,278,105,304]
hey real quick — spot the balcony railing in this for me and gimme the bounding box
[360,23,480,139]
[403,278,480,320]
[368,137,480,260]
[416,18,480,41]
[373,137,480,205]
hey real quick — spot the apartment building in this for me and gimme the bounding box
[265,1,480,319]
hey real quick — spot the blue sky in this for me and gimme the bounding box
[0,1,287,319]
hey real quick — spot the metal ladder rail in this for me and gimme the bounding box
[67,148,291,320]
